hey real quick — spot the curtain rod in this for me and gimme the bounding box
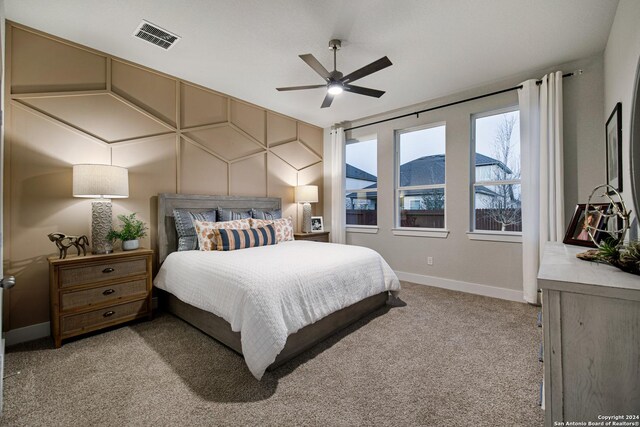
[342,70,581,132]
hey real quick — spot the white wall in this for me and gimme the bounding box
[604,0,640,236]
[325,55,606,298]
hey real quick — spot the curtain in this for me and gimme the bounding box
[518,72,564,304]
[330,127,346,244]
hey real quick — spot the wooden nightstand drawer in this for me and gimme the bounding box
[61,278,148,311]
[294,232,330,242]
[59,257,147,288]
[61,299,148,335]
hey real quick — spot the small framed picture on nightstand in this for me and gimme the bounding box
[311,216,324,232]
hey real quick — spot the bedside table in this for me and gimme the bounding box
[294,231,330,243]
[48,248,153,348]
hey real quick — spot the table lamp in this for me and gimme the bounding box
[73,164,129,254]
[295,185,318,233]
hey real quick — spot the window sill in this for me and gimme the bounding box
[391,228,449,238]
[346,226,379,234]
[466,231,522,243]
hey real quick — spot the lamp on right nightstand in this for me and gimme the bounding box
[295,185,318,233]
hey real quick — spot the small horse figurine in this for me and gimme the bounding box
[48,233,89,259]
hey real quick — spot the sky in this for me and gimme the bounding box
[345,110,520,176]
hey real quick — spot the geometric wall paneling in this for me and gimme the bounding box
[267,111,297,146]
[298,122,323,157]
[183,125,265,161]
[111,60,177,127]
[230,99,266,145]
[179,138,229,196]
[10,27,107,95]
[267,152,298,220]
[230,153,267,197]
[180,82,228,128]
[269,139,322,170]
[20,94,172,143]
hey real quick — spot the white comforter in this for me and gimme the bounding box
[153,240,400,379]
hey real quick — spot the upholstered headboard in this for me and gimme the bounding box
[157,193,282,264]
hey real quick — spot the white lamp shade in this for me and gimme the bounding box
[295,185,318,203]
[73,164,129,198]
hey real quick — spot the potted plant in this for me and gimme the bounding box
[107,213,148,251]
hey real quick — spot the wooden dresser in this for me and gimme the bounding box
[538,242,640,425]
[294,231,330,242]
[48,248,153,347]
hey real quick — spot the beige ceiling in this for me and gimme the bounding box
[4,0,619,128]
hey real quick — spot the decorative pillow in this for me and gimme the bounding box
[252,208,282,220]
[217,208,252,222]
[213,224,277,251]
[193,218,251,251]
[249,217,294,243]
[173,208,217,251]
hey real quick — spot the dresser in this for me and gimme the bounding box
[537,242,640,425]
[294,231,330,242]
[48,248,153,347]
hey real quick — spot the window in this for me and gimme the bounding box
[345,137,377,226]
[396,124,446,229]
[471,108,521,232]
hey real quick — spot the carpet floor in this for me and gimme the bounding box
[2,282,543,427]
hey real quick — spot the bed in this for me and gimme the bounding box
[154,193,400,379]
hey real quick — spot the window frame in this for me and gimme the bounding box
[469,105,522,237]
[344,135,378,229]
[394,121,448,232]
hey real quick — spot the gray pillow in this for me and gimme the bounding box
[217,208,252,222]
[252,209,282,220]
[173,208,217,251]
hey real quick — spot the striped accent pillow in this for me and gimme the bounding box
[213,224,277,251]
[193,218,251,251]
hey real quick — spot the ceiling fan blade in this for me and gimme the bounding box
[341,56,393,84]
[276,84,326,91]
[321,93,334,108]
[299,54,331,81]
[344,84,385,98]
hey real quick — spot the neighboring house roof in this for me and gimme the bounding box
[346,183,377,199]
[474,153,513,174]
[399,153,512,187]
[345,153,511,199]
[346,164,377,183]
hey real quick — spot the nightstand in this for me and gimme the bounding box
[48,248,153,348]
[294,231,330,243]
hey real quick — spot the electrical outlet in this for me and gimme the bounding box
[427,257,433,265]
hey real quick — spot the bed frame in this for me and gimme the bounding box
[156,193,389,370]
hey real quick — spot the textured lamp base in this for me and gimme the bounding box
[302,202,312,233]
[91,200,113,254]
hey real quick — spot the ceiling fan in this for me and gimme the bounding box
[276,39,392,108]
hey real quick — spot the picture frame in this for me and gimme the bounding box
[310,216,324,232]
[563,203,617,247]
[606,102,622,194]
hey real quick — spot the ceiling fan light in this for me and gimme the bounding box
[327,82,343,95]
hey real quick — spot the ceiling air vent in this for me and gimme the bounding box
[133,20,180,50]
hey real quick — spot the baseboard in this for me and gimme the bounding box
[4,322,51,346]
[395,271,524,303]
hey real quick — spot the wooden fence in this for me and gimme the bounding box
[347,208,522,231]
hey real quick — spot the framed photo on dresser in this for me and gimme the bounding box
[311,216,324,232]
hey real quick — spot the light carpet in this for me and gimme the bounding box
[2,282,543,426]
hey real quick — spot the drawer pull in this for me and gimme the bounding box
[102,267,115,274]
[102,289,116,296]
[103,310,115,317]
